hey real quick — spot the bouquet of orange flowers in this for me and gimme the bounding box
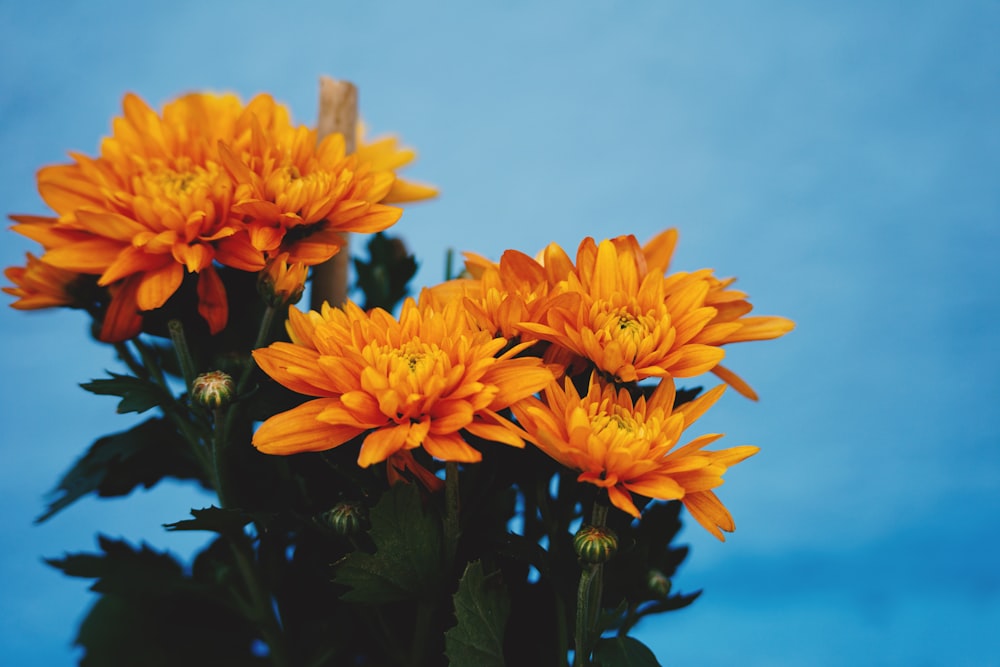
[6,77,792,666]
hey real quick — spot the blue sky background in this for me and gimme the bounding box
[1,1,998,665]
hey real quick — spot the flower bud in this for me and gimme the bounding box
[258,253,307,307]
[191,370,235,409]
[646,568,672,597]
[321,501,369,537]
[573,524,618,564]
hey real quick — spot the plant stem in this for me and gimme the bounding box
[444,461,461,568]
[409,600,434,667]
[168,319,197,388]
[573,502,609,667]
[229,533,292,667]
[211,406,234,508]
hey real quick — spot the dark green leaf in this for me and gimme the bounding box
[353,232,418,312]
[445,561,511,667]
[80,372,170,414]
[593,636,662,667]
[333,484,443,603]
[47,535,186,597]
[57,537,263,667]
[36,417,207,523]
[164,506,254,536]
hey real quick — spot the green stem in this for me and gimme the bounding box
[573,502,609,667]
[445,247,455,281]
[237,304,279,396]
[168,319,198,388]
[211,406,235,508]
[229,534,292,667]
[444,461,461,569]
[409,600,434,667]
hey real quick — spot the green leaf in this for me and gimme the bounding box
[47,535,187,597]
[333,484,443,603]
[593,637,662,667]
[353,232,418,312]
[36,417,207,523]
[51,536,263,667]
[445,561,510,667]
[80,372,171,414]
[164,506,255,536]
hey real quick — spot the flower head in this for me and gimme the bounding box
[258,253,307,306]
[3,253,82,310]
[214,115,405,269]
[9,91,432,342]
[512,374,758,540]
[446,229,794,398]
[252,296,554,473]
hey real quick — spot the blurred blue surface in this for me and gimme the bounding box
[1,1,997,664]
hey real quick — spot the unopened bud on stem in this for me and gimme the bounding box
[573,524,618,564]
[191,371,235,409]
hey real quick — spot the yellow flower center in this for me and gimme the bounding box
[139,159,221,202]
[592,306,659,358]
[365,341,454,422]
[591,409,647,443]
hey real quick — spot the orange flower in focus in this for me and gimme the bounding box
[251,297,554,475]
[515,235,733,383]
[214,117,407,269]
[9,92,432,342]
[441,230,794,398]
[10,93,255,340]
[512,375,759,541]
[3,253,81,310]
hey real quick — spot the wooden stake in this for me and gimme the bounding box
[309,76,357,310]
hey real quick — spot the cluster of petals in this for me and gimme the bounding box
[8,92,434,341]
[3,252,79,310]
[251,295,554,473]
[512,374,759,540]
[434,229,794,399]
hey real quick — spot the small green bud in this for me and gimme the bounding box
[321,501,368,537]
[646,568,672,597]
[191,370,235,409]
[573,524,618,564]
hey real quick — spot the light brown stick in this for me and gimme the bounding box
[309,76,357,310]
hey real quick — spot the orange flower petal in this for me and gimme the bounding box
[254,398,363,455]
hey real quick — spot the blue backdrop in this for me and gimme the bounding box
[1,1,997,664]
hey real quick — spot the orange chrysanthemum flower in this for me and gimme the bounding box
[512,375,759,540]
[214,117,405,269]
[3,253,81,310]
[258,253,308,306]
[252,296,554,474]
[9,93,261,340]
[9,91,432,342]
[448,230,793,398]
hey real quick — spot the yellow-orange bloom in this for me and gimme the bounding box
[3,253,81,310]
[10,91,434,342]
[258,253,308,306]
[252,297,554,472]
[215,117,405,269]
[455,230,794,397]
[10,93,256,340]
[512,375,758,540]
